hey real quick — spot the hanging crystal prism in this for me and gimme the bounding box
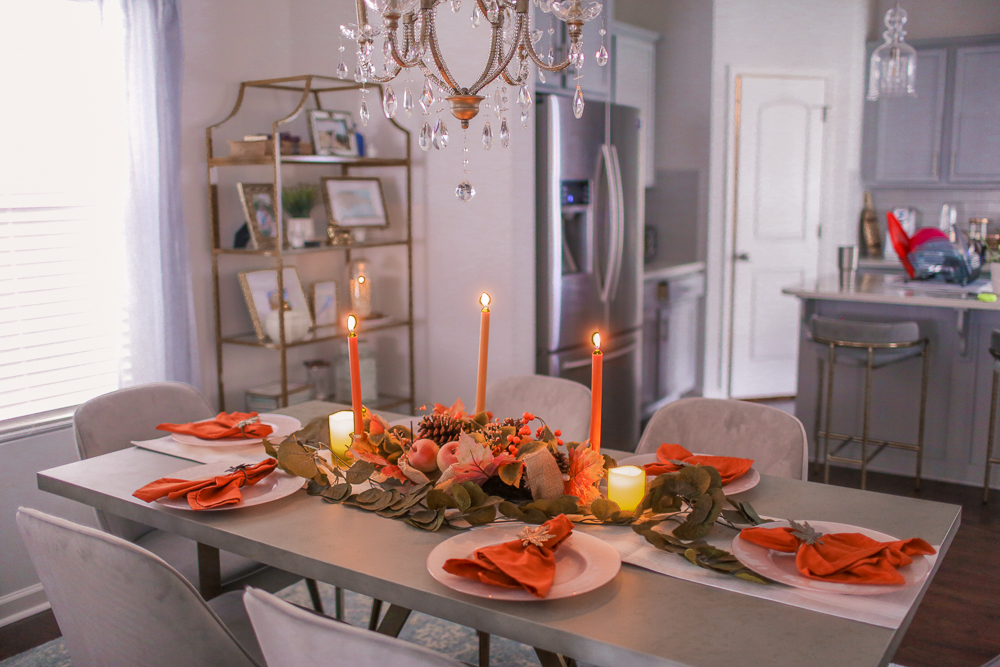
[451,0,461,11]
[546,46,555,66]
[359,96,370,126]
[382,85,397,119]
[521,108,530,128]
[456,180,475,202]
[538,68,546,84]
[402,84,414,117]
[337,62,349,79]
[432,118,449,149]
[354,65,365,83]
[573,85,585,118]
[569,42,584,71]
[500,117,510,148]
[596,43,609,66]
[517,84,532,110]
[419,121,432,151]
[419,78,434,115]
[482,121,493,149]
[493,88,502,114]
[471,4,481,26]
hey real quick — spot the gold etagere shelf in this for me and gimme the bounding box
[206,74,414,412]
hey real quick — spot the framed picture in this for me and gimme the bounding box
[238,267,313,341]
[312,280,339,327]
[321,176,389,228]
[237,183,283,249]
[308,110,357,157]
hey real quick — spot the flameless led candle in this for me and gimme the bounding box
[475,292,491,414]
[347,315,364,435]
[328,410,354,462]
[590,332,603,454]
[608,465,646,512]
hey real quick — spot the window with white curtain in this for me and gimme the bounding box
[0,0,132,422]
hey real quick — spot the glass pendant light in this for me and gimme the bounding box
[867,3,917,101]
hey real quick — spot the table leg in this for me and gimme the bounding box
[334,586,345,621]
[534,648,570,667]
[477,630,490,667]
[374,604,412,637]
[305,578,324,613]
[196,542,221,600]
[368,598,383,630]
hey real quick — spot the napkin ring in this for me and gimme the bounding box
[235,416,260,435]
[518,525,554,548]
[225,463,251,484]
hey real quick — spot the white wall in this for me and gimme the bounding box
[702,0,869,397]
[869,0,1000,40]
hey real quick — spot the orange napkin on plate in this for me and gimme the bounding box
[132,458,278,510]
[442,514,574,598]
[643,443,754,485]
[740,525,936,585]
[156,411,273,440]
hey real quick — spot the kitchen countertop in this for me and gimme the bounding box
[783,273,1000,311]
[643,261,705,281]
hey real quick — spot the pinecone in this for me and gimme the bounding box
[416,413,463,445]
[552,450,570,475]
[481,418,522,450]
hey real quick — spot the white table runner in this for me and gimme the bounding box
[581,523,936,630]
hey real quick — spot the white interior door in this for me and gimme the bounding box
[729,75,826,398]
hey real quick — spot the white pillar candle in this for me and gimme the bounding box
[328,410,355,463]
[607,465,646,512]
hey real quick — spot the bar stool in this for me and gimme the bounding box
[984,330,1000,503]
[810,315,930,490]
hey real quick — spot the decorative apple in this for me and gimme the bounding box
[436,440,460,471]
[408,438,440,473]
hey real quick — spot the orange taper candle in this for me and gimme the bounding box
[347,314,364,436]
[475,292,491,414]
[590,332,603,454]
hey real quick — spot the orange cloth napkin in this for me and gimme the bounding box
[442,514,574,598]
[740,525,936,585]
[157,411,273,440]
[132,458,278,510]
[643,443,754,485]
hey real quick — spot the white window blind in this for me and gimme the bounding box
[0,0,131,422]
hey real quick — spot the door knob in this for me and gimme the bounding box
[734,252,750,262]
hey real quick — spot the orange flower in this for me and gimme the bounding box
[564,443,603,504]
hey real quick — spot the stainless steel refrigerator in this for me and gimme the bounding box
[535,93,643,451]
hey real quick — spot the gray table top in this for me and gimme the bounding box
[37,401,961,667]
[784,274,1000,311]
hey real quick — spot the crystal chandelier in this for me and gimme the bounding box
[867,3,917,101]
[339,0,607,201]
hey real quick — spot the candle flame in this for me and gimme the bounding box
[358,275,366,284]
[592,332,601,349]
[347,314,357,332]
[480,292,491,308]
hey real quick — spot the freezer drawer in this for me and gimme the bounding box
[538,330,642,452]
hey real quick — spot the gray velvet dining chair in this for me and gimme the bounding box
[16,507,265,667]
[636,397,809,480]
[244,587,464,667]
[486,375,592,443]
[73,381,321,609]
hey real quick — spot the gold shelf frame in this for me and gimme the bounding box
[206,74,414,412]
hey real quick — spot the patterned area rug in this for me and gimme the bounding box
[0,581,551,667]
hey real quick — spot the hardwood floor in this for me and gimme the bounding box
[4,467,998,666]
[818,466,1000,667]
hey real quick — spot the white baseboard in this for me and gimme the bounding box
[0,583,50,628]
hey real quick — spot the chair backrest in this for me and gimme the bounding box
[73,382,213,540]
[486,375,591,443]
[244,587,463,667]
[16,508,260,667]
[636,398,808,480]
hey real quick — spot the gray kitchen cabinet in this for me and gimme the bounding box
[863,36,1000,186]
[950,44,1000,182]
[870,49,947,183]
[612,22,658,187]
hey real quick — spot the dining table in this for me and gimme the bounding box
[36,400,961,667]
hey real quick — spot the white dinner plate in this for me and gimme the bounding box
[427,524,621,601]
[154,461,304,512]
[731,520,932,596]
[169,414,301,447]
[616,453,761,495]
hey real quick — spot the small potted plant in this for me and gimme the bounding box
[282,184,317,248]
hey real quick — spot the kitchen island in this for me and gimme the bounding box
[784,274,1000,489]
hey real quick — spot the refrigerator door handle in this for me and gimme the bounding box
[560,340,640,370]
[607,144,626,303]
[595,144,620,305]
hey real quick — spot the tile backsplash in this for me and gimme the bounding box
[869,188,1000,236]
